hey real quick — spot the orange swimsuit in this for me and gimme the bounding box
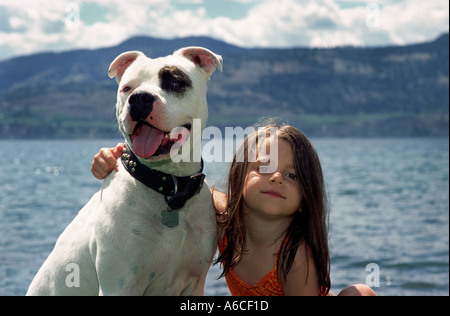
[218,237,284,296]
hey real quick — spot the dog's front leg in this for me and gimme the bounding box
[95,246,151,296]
[93,221,157,295]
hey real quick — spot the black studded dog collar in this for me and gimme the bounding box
[121,144,205,211]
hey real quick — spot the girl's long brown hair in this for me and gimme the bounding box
[215,123,331,295]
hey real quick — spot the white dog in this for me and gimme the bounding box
[27,47,223,295]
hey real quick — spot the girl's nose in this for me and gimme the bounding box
[269,171,284,185]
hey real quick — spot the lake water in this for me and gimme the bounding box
[0,138,448,296]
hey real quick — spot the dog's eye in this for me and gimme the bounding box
[168,81,181,90]
[122,86,132,93]
[166,79,188,93]
[159,66,192,96]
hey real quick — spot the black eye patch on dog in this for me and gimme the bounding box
[159,66,192,97]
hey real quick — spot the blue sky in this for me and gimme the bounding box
[178,0,369,17]
[0,0,448,61]
[174,0,255,19]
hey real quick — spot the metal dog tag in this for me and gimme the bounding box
[161,209,179,228]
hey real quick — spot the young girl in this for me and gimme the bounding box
[91,124,376,296]
[214,124,329,295]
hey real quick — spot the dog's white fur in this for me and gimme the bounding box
[27,47,222,295]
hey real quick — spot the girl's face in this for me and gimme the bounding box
[242,138,302,219]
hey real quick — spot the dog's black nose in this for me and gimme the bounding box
[129,92,156,122]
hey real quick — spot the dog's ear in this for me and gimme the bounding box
[175,47,223,79]
[109,51,146,83]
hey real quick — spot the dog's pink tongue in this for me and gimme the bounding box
[132,124,165,158]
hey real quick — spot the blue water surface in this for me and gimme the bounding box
[0,138,448,296]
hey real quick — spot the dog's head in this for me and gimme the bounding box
[108,47,222,168]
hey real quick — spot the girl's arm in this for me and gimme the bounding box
[91,144,229,211]
[91,143,124,179]
[91,143,230,238]
[90,144,229,211]
[283,243,320,296]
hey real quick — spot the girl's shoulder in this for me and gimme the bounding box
[212,189,228,241]
[212,189,227,213]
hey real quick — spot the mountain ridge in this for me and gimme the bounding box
[0,34,448,138]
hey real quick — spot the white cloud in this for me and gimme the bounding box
[0,0,448,60]
[376,0,450,45]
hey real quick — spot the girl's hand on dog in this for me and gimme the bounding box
[91,143,124,180]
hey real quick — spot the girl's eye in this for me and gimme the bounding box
[122,86,132,93]
[285,173,297,181]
